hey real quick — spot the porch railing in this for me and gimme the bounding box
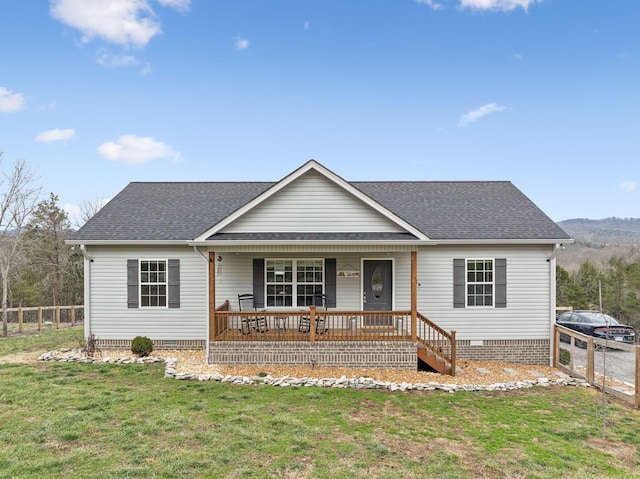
[211,305,412,342]
[415,312,456,376]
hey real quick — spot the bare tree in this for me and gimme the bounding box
[0,154,41,336]
[74,195,108,229]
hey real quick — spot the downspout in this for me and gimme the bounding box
[548,243,562,366]
[193,246,211,360]
[79,245,91,341]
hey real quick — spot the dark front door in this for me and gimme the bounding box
[363,260,393,327]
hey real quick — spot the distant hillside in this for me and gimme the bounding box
[556,218,640,272]
[558,217,640,245]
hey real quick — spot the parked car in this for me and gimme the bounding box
[556,310,636,348]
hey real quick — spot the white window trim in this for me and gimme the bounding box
[265,258,325,309]
[139,258,169,309]
[466,258,495,308]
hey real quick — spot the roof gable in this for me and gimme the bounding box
[195,160,428,241]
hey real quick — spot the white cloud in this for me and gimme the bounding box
[0,87,26,113]
[459,103,508,126]
[49,0,190,48]
[416,0,444,10]
[156,0,191,13]
[459,0,540,12]
[620,181,637,191]
[97,134,182,165]
[34,128,77,144]
[96,50,139,68]
[512,52,524,61]
[63,203,84,224]
[304,21,310,30]
[235,36,249,51]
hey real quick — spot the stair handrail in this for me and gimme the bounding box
[416,312,456,375]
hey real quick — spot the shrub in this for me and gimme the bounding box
[131,336,154,357]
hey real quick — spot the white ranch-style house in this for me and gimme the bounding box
[69,160,571,374]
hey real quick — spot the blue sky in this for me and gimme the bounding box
[1,0,638,225]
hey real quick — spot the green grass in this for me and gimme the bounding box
[1,327,639,478]
[0,325,84,356]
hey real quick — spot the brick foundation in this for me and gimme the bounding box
[96,339,206,350]
[96,338,550,366]
[455,339,550,365]
[208,340,418,370]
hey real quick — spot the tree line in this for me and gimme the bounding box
[557,258,640,331]
[0,153,86,336]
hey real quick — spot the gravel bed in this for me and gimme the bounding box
[83,349,564,386]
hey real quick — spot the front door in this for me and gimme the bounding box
[363,260,393,326]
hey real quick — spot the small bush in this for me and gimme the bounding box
[83,334,98,358]
[559,348,570,365]
[131,336,154,357]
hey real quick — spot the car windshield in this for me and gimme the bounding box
[580,312,620,325]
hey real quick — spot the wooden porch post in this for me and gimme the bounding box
[309,305,316,343]
[209,251,216,342]
[586,337,595,385]
[411,251,417,342]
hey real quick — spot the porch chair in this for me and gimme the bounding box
[298,294,329,334]
[238,294,268,334]
[313,293,329,334]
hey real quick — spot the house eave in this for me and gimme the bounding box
[189,238,574,247]
[431,238,575,246]
[66,240,188,246]
[67,237,573,247]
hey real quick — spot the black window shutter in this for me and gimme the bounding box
[168,259,180,309]
[325,258,337,308]
[127,259,139,308]
[253,258,265,308]
[453,258,465,308]
[495,258,507,308]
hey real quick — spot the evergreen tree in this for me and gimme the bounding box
[21,193,81,306]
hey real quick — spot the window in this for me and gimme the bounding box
[266,259,323,307]
[140,260,167,307]
[466,259,493,306]
[453,258,506,309]
[127,259,180,309]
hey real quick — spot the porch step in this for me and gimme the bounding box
[417,345,452,376]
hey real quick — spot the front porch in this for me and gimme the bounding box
[209,303,457,375]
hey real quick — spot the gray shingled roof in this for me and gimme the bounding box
[354,181,569,240]
[71,179,569,242]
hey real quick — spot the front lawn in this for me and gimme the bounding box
[1,327,638,478]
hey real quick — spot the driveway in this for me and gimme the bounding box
[561,343,636,386]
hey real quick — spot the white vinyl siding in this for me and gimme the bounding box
[87,246,207,340]
[413,245,552,341]
[220,170,405,233]
[85,243,553,344]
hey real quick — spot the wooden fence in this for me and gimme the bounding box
[554,324,640,408]
[3,305,84,333]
